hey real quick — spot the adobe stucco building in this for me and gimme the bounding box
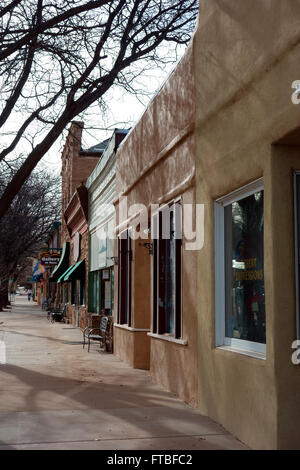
[194,0,300,450]
[113,0,300,450]
[114,44,198,404]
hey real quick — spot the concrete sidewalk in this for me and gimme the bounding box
[0,297,247,450]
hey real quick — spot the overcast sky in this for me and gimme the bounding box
[40,44,186,172]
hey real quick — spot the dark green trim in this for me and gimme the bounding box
[50,242,70,282]
[57,265,74,283]
[64,260,85,282]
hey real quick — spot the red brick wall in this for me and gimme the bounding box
[58,121,100,328]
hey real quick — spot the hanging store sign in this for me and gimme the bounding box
[39,251,61,266]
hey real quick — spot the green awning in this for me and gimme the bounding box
[50,242,70,282]
[64,260,85,282]
[57,265,74,283]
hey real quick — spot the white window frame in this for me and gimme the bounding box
[294,172,300,341]
[215,178,266,358]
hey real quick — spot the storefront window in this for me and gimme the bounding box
[71,281,76,305]
[225,191,265,344]
[294,172,300,341]
[80,280,85,306]
[152,201,182,338]
[215,179,266,355]
[117,231,132,325]
[89,269,113,314]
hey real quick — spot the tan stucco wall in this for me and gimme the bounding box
[114,327,150,370]
[270,147,300,449]
[114,44,198,404]
[194,0,300,449]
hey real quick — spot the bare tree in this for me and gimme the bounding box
[0,167,60,310]
[0,0,198,219]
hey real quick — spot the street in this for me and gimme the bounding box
[0,297,247,450]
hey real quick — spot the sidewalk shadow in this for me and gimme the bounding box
[0,363,237,450]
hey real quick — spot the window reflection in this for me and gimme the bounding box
[225,191,266,344]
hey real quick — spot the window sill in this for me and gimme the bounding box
[147,332,188,346]
[114,323,150,332]
[216,345,266,360]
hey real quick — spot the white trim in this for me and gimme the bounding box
[214,178,266,357]
[114,323,150,332]
[294,172,300,341]
[216,178,264,207]
[224,337,266,355]
[147,332,188,346]
[217,345,266,360]
[215,201,225,346]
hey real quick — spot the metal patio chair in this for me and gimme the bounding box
[83,316,109,352]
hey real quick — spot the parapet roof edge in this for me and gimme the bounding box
[115,37,195,150]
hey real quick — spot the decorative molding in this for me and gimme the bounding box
[114,122,194,202]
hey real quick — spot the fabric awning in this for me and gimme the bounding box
[64,260,85,282]
[57,265,74,283]
[50,242,70,282]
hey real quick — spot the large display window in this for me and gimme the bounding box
[215,178,266,356]
[88,268,114,315]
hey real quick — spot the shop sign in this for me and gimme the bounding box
[102,269,110,280]
[40,251,61,266]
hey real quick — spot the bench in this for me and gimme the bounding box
[83,316,109,352]
[50,304,67,323]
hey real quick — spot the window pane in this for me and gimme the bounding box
[96,271,100,313]
[80,280,85,306]
[118,232,131,325]
[111,268,114,316]
[152,214,158,334]
[164,211,175,334]
[158,208,175,335]
[295,174,300,340]
[225,190,265,344]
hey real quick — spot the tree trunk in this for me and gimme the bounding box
[0,274,9,311]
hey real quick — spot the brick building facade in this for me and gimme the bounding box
[53,121,104,327]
